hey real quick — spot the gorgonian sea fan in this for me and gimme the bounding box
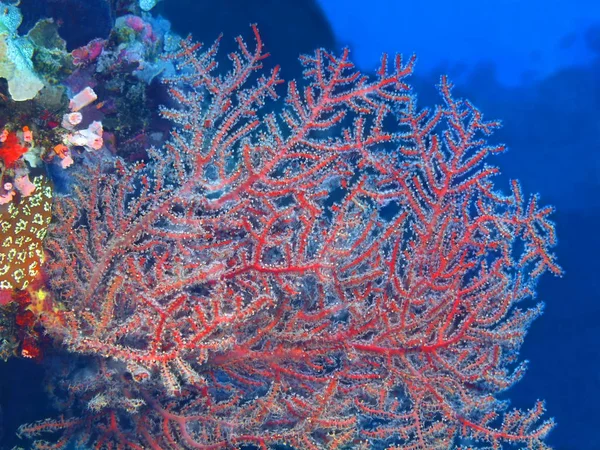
[24,25,560,449]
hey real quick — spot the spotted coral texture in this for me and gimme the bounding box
[0,175,52,290]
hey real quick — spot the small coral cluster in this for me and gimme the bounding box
[0,84,103,205]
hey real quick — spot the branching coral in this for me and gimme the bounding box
[20,26,560,449]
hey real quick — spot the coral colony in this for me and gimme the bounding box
[0,1,561,449]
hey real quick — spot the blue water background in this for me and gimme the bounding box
[312,2,600,448]
[319,2,600,448]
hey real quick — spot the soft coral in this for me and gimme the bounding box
[0,132,27,167]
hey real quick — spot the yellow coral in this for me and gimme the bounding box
[0,175,52,290]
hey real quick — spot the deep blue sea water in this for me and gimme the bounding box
[1,1,599,448]
[313,2,600,448]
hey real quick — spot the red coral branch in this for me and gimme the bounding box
[29,26,560,449]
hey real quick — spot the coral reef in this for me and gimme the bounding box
[16,25,560,449]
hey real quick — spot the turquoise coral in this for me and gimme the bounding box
[0,2,44,101]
